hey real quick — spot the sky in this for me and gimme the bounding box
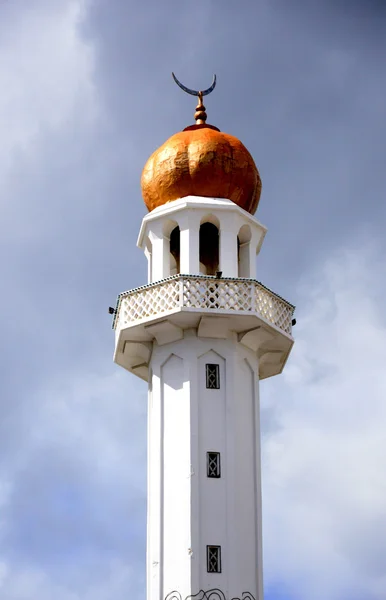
[1,0,386,598]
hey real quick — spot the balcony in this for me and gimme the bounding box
[113,275,294,381]
[114,274,294,337]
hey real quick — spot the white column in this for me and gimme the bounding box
[248,231,261,279]
[238,242,250,278]
[149,225,169,281]
[145,245,153,283]
[248,245,257,279]
[220,229,238,277]
[179,212,200,275]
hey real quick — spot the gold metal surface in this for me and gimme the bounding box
[141,124,262,214]
[194,92,207,125]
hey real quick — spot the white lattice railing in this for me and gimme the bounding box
[114,275,295,336]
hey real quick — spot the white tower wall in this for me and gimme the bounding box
[147,332,263,600]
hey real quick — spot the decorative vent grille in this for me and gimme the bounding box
[207,452,221,478]
[207,545,221,573]
[206,364,220,389]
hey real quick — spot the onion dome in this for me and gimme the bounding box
[141,75,262,215]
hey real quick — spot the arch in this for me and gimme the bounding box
[238,223,252,244]
[170,225,180,275]
[163,218,180,238]
[162,219,180,277]
[238,224,252,278]
[198,348,226,362]
[200,213,220,229]
[199,220,219,276]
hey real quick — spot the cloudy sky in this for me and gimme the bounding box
[1,0,386,598]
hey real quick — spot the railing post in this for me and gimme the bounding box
[216,279,222,309]
[287,307,292,335]
[250,281,255,312]
[179,276,184,309]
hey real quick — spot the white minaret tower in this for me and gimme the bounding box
[112,76,294,600]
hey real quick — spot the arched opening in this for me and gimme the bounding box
[199,222,219,275]
[237,224,252,278]
[170,225,180,276]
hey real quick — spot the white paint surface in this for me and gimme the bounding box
[138,196,267,282]
[147,333,263,600]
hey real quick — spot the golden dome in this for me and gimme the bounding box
[141,81,262,215]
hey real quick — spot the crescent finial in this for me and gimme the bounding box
[172,73,217,125]
[172,73,217,97]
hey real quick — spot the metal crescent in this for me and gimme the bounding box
[172,73,217,97]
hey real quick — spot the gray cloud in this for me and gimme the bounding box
[1,0,385,598]
[262,241,386,600]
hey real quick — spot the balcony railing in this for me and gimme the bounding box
[113,275,295,336]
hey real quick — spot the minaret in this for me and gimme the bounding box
[112,75,295,600]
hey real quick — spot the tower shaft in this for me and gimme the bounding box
[147,334,263,600]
